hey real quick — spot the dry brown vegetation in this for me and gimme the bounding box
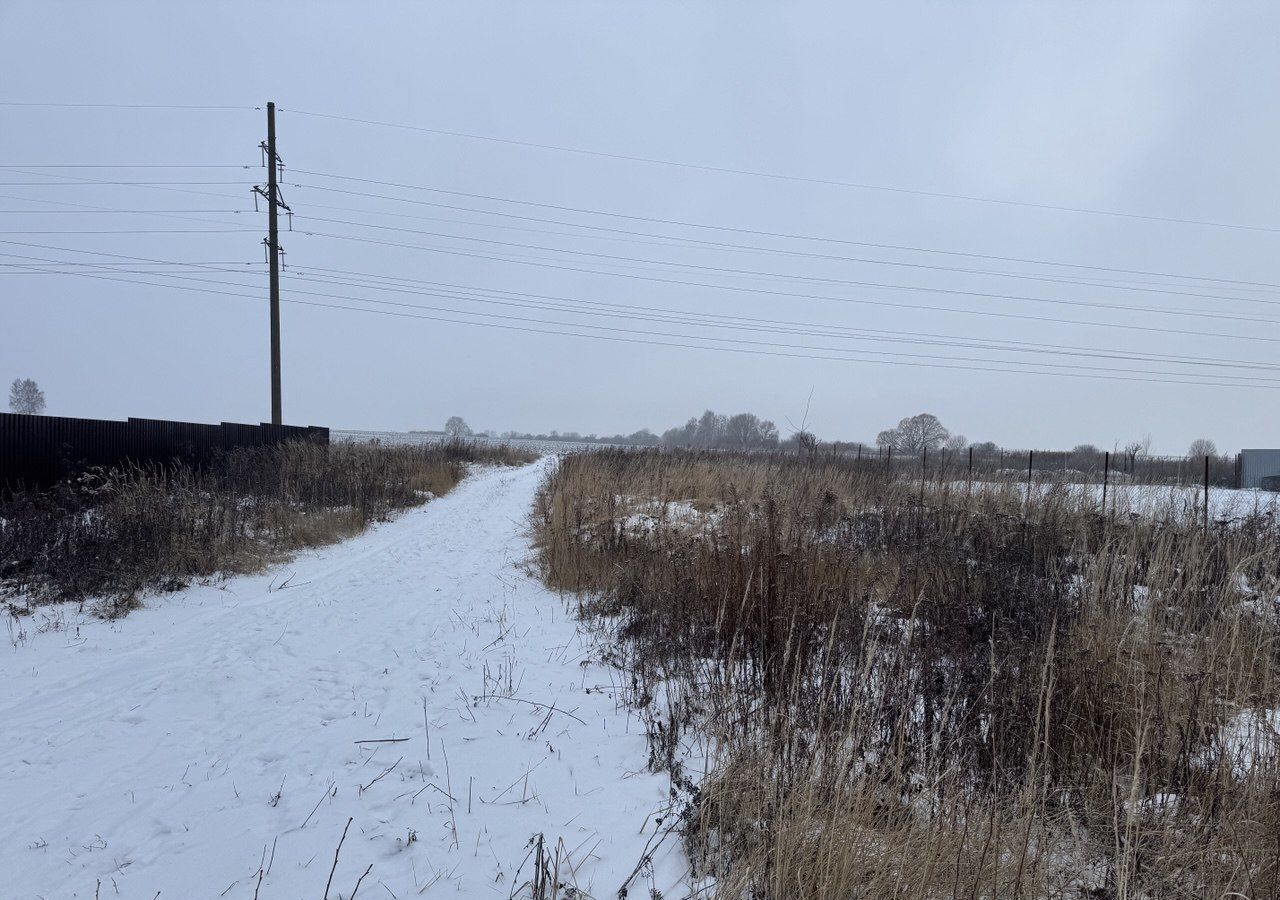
[536,448,1280,899]
[1,439,536,614]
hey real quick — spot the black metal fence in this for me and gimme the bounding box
[830,443,1244,489]
[1,413,329,491]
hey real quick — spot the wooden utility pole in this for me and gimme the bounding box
[254,102,289,425]
[266,102,282,424]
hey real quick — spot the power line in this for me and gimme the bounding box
[291,223,1280,327]
[0,240,262,277]
[284,196,1280,309]
[280,108,1279,234]
[0,228,259,234]
[287,171,1280,293]
[17,240,1276,373]
[0,196,258,227]
[0,164,254,168]
[35,211,1270,359]
[0,267,260,276]
[10,244,1280,386]
[0,208,256,214]
[287,264,1280,373]
[0,180,254,186]
[9,102,1271,394]
[13,162,1272,309]
[286,194,1280,301]
[0,260,260,269]
[0,101,256,110]
[15,235,1274,374]
[22,260,1280,390]
[287,302,1280,388]
[280,269,1280,376]
[276,288,1280,385]
[295,229,1280,347]
[0,168,260,203]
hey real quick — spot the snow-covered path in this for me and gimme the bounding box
[1,462,684,900]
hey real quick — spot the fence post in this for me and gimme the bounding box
[856,443,862,462]
[920,445,928,506]
[1204,455,1210,533]
[1102,450,1109,517]
[1026,450,1034,512]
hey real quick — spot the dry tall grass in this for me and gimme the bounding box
[536,448,1280,899]
[1,439,536,614]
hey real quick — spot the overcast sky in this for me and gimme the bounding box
[2,1,1277,453]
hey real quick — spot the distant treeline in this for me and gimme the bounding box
[502,410,782,450]
[499,428,662,446]
[498,408,1234,480]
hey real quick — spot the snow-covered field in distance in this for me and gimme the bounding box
[334,430,638,455]
[948,478,1280,521]
[338,431,1280,521]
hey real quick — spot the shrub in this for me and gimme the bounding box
[1,438,535,613]
[536,448,1280,898]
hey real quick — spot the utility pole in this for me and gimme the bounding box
[254,101,290,425]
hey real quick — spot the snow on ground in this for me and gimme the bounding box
[1080,481,1280,519]
[1,461,688,900]
[1214,706,1280,777]
[334,431,634,456]
[950,479,1280,521]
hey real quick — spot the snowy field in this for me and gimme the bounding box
[952,478,1280,521]
[1,462,687,899]
[334,431,633,456]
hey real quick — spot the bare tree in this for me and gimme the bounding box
[662,417,698,447]
[1187,438,1218,458]
[661,410,779,449]
[759,419,779,447]
[944,434,968,453]
[879,413,950,455]
[8,377,45,415]
[444,416,472,438]
[625,429,660,446]
[792,429,818,455]
[724,412,760,449]
[723,412,780,449]
[1069,444,1103,470]
[693,410,726,448]
[1121,437,1149,459]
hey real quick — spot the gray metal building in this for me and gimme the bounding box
[1240,449,1280,490]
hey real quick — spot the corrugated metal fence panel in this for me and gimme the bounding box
[1240,449,1280,489]
[0,413,329,491]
